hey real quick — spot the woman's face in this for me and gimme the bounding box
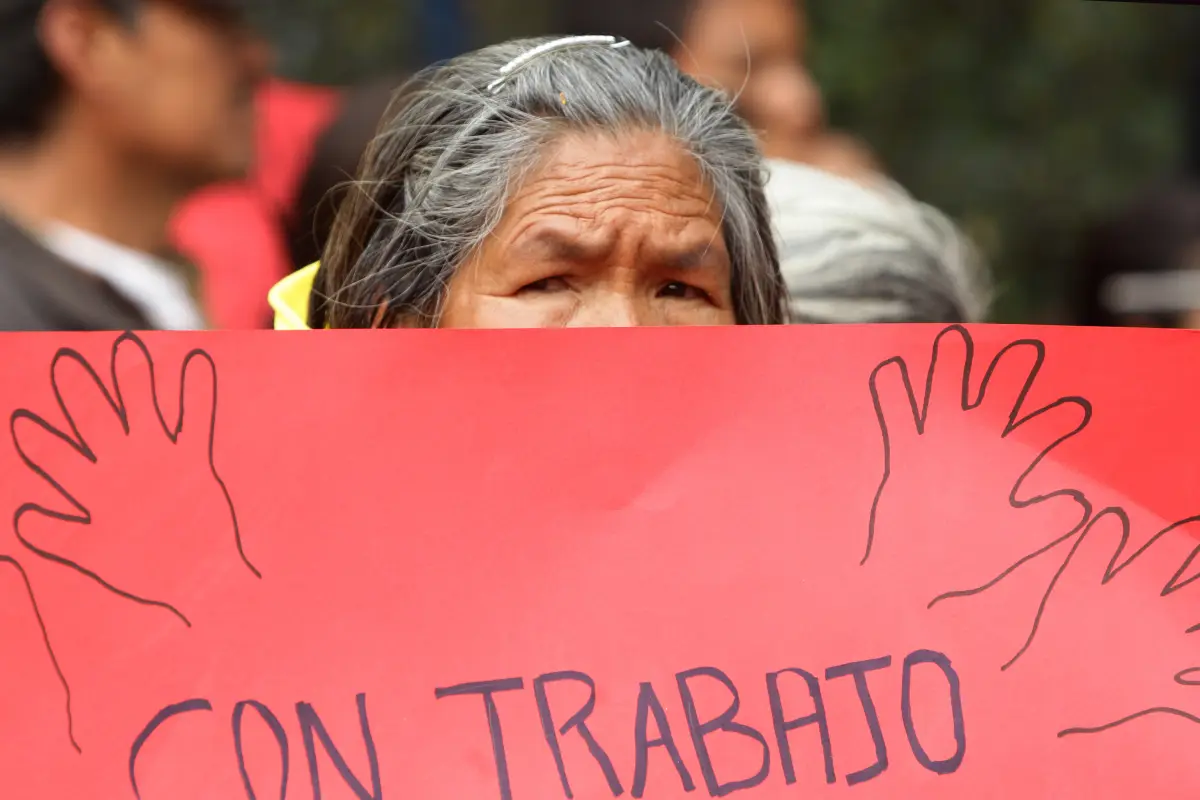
[440,129,736,328]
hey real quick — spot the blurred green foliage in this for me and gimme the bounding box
[255,0,1197,322]
[808,0,1195,322]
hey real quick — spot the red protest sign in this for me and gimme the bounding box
[0,325,1197,799]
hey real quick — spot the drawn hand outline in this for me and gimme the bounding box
[865,325,1094,666]
[3,331,260,751]
[10,331,259,628]
[1038,506,1200,737]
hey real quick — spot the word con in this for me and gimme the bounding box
[129,694,381,800]
[438,649,965,800]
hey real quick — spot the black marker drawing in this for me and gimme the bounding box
[0,553,74,749]
[11,331,258,621]
[868,324,1200,743]
[1048,508,1200,738]
[1059,697,1200,738]
[1010,505,1200,675]
[4,330,257,752]
[865,324,1094,665]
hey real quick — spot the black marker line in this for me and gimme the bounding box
[900,650,966,775]
[864,325,1096,670]
[435,678,525,800]
[129,698,213,798]
[233,699,290,800]
[1058,706,1200,737]
[1002,507,1200,672]
[929,527,1083,610]
[1175,668,1200,686]
[864,354,919,566]
[109,334,258,578]
[0,554,77,752]
[1156,525,1200,597]
[825,656,891,786]
[178,349,259,578]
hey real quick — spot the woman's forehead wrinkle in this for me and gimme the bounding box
[518,165,711,206]
[507,184,724,261]
[506,220,728,270]
[507,169,719,226]
[506,219,729,278]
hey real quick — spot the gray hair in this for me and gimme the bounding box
[765,158,992,323]
[312,35,788,328]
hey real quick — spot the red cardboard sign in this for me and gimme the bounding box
[1,325,1199,799]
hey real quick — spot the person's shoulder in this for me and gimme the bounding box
[0,213,57,328]
[0,213,147,331]
[0,269,55,330]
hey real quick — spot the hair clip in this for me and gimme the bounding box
[487,35,632,93]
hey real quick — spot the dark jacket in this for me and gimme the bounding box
[0,213,151,331]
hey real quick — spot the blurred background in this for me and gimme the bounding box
[245,0,1199,323]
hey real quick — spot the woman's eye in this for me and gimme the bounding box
[519,277,570,293]
[658,281,711,301]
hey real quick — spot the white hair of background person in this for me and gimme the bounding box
[764,158,992,323]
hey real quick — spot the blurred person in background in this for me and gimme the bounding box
[767,159,990,323]
[1076,181,1200,328]
[558,0,878,182]
[170,74,399,328]
[0,0,270,331]
[168,79,340,330]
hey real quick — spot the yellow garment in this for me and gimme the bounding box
[269,263,318,330]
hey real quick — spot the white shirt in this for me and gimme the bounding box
[38,223,206,330]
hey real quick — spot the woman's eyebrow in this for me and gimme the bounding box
[512,228,611,262]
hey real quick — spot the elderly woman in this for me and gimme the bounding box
[269,35,789,329]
